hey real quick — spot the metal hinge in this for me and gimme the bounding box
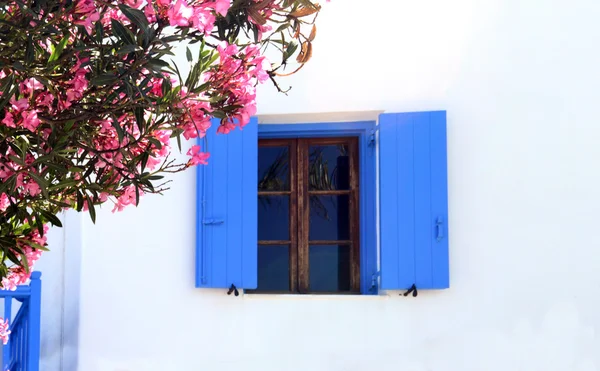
[368,129,376,147]
[369,271,380,293]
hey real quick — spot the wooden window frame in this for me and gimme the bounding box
[256,137,360,294]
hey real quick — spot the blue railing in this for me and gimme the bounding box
[0,272,41,371]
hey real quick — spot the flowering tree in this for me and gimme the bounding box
[0,0,323,342]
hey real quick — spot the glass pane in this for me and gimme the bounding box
[308,144,350,191]
[257,245,290,292]
[309,245,351,292]
[258,146,289,191]
[309,195,350,241]
[258,196,289,241]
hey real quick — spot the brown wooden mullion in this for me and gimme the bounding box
[258,191,292,196]
[289,139,298,293]
[307,190,351,196]
[297,139,310,294]
[308,240,352,245]
[349,138,360,292]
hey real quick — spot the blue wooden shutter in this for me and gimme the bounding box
[196,117,258,289]
[379,111,449,290]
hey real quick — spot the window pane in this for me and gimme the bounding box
[309,195,350,241]
[258,146,289,191]
[309,245,351,292]
[257,245,290,291]
[258,196,289,241]
[308,144,350,191]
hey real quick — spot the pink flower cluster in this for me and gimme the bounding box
[0,318,10,345]
[0,149,44,198]
[207,43,270,133]
[166,0,230,33]
[1,225,47,292]
[0,0,280,216]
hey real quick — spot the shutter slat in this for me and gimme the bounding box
[226,124,243,286]
[396,114,416,289]
[196,118,258,289]
[241,120,258,288]
[379,113,398,289]
[430,111,449,288]
[379,111,449,290]
[413,114,433,288]
[210,126,228,287]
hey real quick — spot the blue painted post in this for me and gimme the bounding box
[27,271,41,371]
[3,295,12,367]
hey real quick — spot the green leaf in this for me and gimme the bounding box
[95,20,104,43]
[28,241,50,252]
[48,178,79,191]
[49,199,72,208]
[64,120,75,131]
[25,35,34,64]
[8,155,25,166]
[111,19,136,45]
[91,74,118,86]
[134,106,145,129]
[76,191,84,212]
[118,4,149,35]
[38,209,62,227]
[283,40,298,61]
[48,32,70,63]
[186,46,193,62]
[117,44,141,55]
[0,74,15,111]
[212,110,226,119]
[111,120,124,143]
[20,252,29,273]
[147,58,170,71]
[87,196,96,223]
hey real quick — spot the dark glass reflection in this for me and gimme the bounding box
[309,195,350,241]
[258,196,289,241]
[258,146,289,191]
[309,245,351,292]
[308,145,350,191]
[257,245,290,291]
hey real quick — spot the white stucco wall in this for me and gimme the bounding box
[73,0,600,370]
[32,210,81,371]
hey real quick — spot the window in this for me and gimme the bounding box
[253,138,360,294]
[195,112,449,295]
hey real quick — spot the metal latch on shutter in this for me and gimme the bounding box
[203,219,224,225]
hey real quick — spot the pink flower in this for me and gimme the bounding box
[112,186,141,212]
[23,181,41,196]
[213,0,230,16]
[168,0,194,27]
[187,145,210,166]
[125,0,145,8]
[73,0,101,32]
[0,318,10,345]
[2,112,15,128]
[0,193,9,212]
[11,98,29,111]
[1,275,17,291]
[217,121,236,134]
[21,110,40,132]
[144,4,157,22]
[21,78,43,92]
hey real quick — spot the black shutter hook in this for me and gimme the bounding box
[227,284,239,296]
[402,284,418,297]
